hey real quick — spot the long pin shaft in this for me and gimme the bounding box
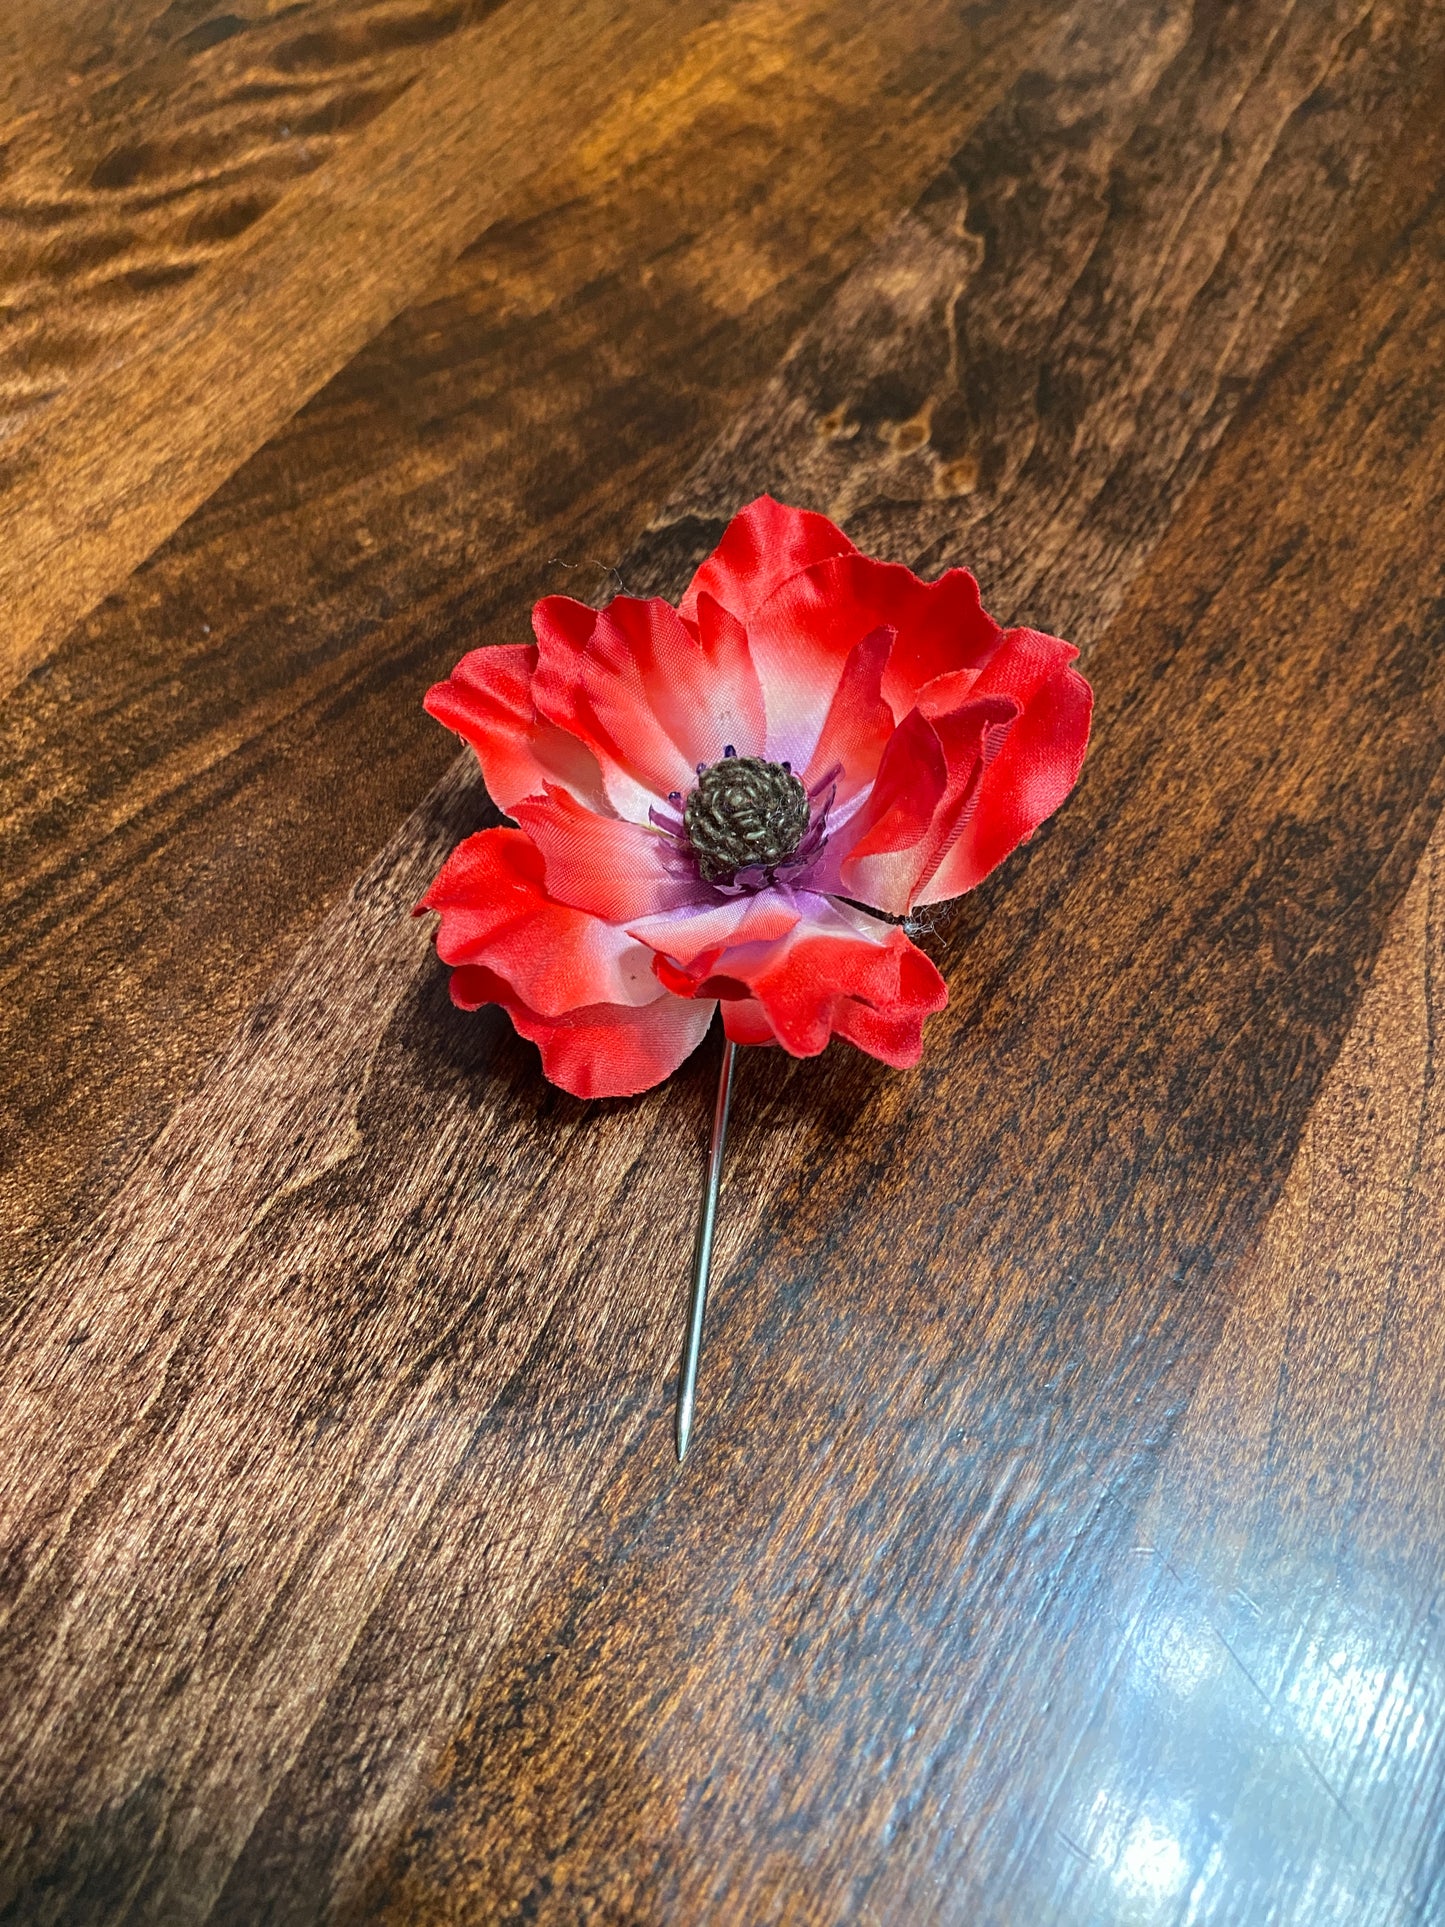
[675,1034,736,1461]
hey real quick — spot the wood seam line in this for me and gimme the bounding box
[0,0,744,702]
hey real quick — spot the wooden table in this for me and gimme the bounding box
[4,3,1445,1920]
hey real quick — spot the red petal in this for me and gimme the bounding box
[916,631,1093,904]
[830,997,930,1068]
[745,552,1004,768]
[677,495,857,630]
[659,899,947,1062]
[832,709,947,907]
[449,965,715,1098]
[512,785,702,921]
[879,566,1001,718]
[531,593,767,819]
[829,938,950,1066]
[424,645,607,813]
[692,593,768,758]
[421,828,659,1018]
[582,594,767,794]
[650,953,705,998]
[802,623,896,801]
[579,597,700,803]
[749,916,946,1060]
[627,889,802,966]
[531,596,659,822]
[721,1000,778,1048]
[836,696,1018,914]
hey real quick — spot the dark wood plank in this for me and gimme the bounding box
[0,0,1067,1298]
[995,819,1445,1921]
[345,48,1445,1927]
[6,3,1445,1920]
[636,0,1424,645]
[334,41,1445,1922]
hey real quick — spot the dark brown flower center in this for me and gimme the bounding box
[684,754,810,883]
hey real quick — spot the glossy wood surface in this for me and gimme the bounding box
[3,3,1445,1921]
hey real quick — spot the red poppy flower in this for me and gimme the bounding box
[420,497,1092,1098]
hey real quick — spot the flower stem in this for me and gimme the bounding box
[675,1030,736,1462]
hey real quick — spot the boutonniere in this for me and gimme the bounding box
[420,498,1092,1456]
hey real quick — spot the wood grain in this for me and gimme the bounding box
[0,0,1067,1303]
[345,41,1445,1918]
[0,0,496,447]
[0,0,773,696]
[635,0,1427,643]
[1004,819,1445,1923]
[5,1,1445,1919]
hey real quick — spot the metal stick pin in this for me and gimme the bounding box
[675,1032,737,1461]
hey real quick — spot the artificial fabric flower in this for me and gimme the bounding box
[420,497,1092,1098]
